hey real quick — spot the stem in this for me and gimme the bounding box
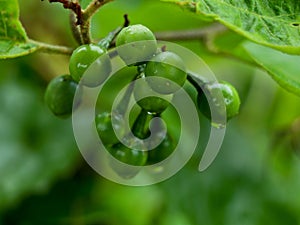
[155,23,227,41]
[187,75,205,95]
[80,20,92,44]
[155,24,258,67]
[83,0,113,18]
[29,39,73,55]
[132,109,153,139]
[69,12,83,45]
[98,26,122,49]
[45,0,113,44]
[123,14,130,27]
[80,0,113,44]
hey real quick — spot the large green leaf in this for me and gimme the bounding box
[0,40,39,59]
[243,41,300,96]
[208,32,300,96]
[0,0,39,59]
[164,0,300,55]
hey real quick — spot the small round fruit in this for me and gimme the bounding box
[109,142,148,166]
[145,51,187,94]
[95,112,124,146]
[108,142,148,179]
[69,44,111,86]
[133,77,172,114]
[116,24,157,65]
[197,80,240,120]
[44,75,78,118]
[147,133,176,164]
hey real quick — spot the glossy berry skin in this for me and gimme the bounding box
[108,142,148,179]
[197,80,241,120]
[145,51,187,94]
[116,24,157,65]
[44,75,78,118]
[133,77,172,114]
[147,133,176,164]
[95,112,124,146]
[109,142,147,166]
[69,44,111,87]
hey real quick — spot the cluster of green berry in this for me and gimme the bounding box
[44,23,241,178]
[96,24,185,178]
[45,42,111,117]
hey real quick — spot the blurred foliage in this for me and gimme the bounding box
[0,57,80,212]
[0,0,299,225]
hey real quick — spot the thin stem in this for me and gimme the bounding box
[83,0,113,18]
[45,0,113,44]
[155,24,258,67]
[155,23,227,41]
[123,14,130,27]
[187,75,205,95]
[98,26,122,49]
[80,20,92,44]
[80,0,113,44]
[29,39,73,55]
[132,109,153,139]
[69,12,83,45]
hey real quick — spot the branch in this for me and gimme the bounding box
[29,39,73,55]
[69,12,83,45]
[83,0,113,18]
[80,0,113,44]
[155,24,259,67]
[154,23,227,41]
[44,0,113,44]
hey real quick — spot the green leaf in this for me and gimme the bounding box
[211,31,300,95]
[163,0,300,55]
[243,41,300,96]
[0,0,26,42]
[0,41,39,59]
[0,0,39,59]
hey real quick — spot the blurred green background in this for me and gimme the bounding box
[1,0,300,224]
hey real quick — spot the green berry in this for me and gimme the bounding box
[147,133,176,164]
[95,112,124,146]
[69,44,111,87]
[133,77,172,114]
[108,142,148,179]
[145,51,187,94]
[109,142,147,166]
[116,24,157,65]
[44,75,78,118]
[197,80,241,120]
